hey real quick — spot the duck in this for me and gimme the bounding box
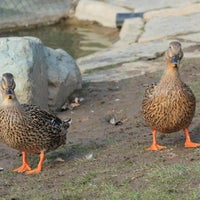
[142,41,200,151]
[0,73,71,174]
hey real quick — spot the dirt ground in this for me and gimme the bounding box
[1,57,200,199]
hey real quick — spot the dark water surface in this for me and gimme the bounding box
[0,22,118,59]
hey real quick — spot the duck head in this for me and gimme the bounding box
[0,73,17,103]
[165,41,183,69]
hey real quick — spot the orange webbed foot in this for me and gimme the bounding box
[146,144,167,151]
[13,152,31,173]
[184,128,200,148]
[185,142,200,148]
[147,130,166,151]
[13,163,31,173]
[26,167,42,175]
[25,151,45,175]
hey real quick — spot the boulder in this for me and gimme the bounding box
[45,48,82,110]
[0,37,48,109]
[75,0,131,28]
[0,36,81,111]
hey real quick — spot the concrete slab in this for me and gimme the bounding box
[75,0,131,28]
[144,3,200,21]
[139,13,200,42]
[82,60,162,82]
[119,18,144,43]
[103,0,196,12]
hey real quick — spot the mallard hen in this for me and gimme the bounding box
[0,73,71,174]
[142,41,200,151]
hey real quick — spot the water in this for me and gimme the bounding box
[0,22,118,59]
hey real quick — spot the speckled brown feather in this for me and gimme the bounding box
[0,74,71,155]
[142,78,195,133]
[142,41,195,133]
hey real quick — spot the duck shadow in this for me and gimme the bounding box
[46,137,110,163]
[190,125,200,142]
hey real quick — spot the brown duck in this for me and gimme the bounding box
[0,73,71,174]
[142,41,200,151]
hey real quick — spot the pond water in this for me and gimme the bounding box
[0,21,118,59]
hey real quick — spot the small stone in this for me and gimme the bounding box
[54,157,65,162]
[110,117,116,125]
[85,153,93,160]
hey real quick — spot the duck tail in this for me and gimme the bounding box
[59,118,71,146]
[63,118,72,129]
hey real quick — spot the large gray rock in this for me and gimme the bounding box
[75,0,131,28]
[0,37,48,109]
[0,37,81,111]
[45,48,82,110]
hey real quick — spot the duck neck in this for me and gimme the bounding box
[1,94,23,119]
[0,97,24,123]
[2,98,20,107]
[159,62,182,86]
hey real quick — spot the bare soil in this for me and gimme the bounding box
[1,58,200,199]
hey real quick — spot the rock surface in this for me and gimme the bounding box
[144,3,200,21]
[75,0,131,28]
[46,48,82,110]
[104,0,196,12]
[119,18,143,43]
[77,40,195,73]
[82,60,162,82]
[0,37,81,110]
[0,37,49,109]
[139,13,200,42]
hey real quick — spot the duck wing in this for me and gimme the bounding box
[19,104,71,152]
[143,82,157,100]
[21,104,65,127]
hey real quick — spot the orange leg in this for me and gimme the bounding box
[184,128,200,148]
[146,130,166,151]
[26,151,45,175]
[13,152,31,173]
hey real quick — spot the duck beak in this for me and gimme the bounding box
[6,88,13,95]
[171,56,180,64]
